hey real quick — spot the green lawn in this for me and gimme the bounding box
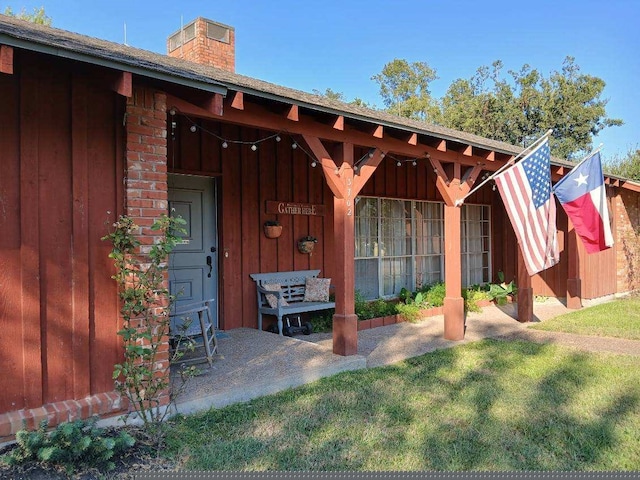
[164,340,640,471]
[530,295,640,340]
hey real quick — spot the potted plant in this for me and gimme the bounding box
[263,220,283,239]
[297,235,317,254]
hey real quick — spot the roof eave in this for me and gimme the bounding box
[0,33,228,96]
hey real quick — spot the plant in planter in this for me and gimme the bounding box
[487,271,517,305]
[263,220,283,239]
[297,235,317,254]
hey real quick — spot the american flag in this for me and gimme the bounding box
[494,139,559,276]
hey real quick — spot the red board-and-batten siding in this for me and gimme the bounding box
[167,120,495,330]
[0,51,126,429]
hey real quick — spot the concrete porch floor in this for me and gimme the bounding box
[173,297,589,416]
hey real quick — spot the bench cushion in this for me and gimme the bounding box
[303,277,331,302]
[263,283,289,308]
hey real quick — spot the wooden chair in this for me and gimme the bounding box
[169,298,218,367]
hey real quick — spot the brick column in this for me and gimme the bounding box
[124,88,171,408]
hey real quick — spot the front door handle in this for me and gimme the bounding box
[206,255,212,278]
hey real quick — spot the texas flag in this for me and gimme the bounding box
[553,152,614,253]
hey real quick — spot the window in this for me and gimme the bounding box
[355,197,444,299]
[355,197,490,299]
[461,205,491,286]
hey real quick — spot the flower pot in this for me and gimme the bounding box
[264,224,282,239]
[297,240,315,254]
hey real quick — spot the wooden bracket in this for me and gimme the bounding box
[287,104,299,121]
[229,91,244,110]
[429,156,483,206]
[0,45,14,74]
[301,135,382,200]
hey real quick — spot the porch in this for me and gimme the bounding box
[172,299,571,415]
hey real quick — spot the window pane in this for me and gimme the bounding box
[382,257,411,296]
[355,258,379,300]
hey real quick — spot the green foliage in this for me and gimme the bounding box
[373,56,621,159]
[1,417,134,474]
[3,5,52,25]
[309,309,334,333]
[102,214,194,443]
[421,282,446,307]
[395,302,422,323]
[606,147,640,181]
[486,272,517,305]
[463,285,491,313]
[354,290,397,320]
[372,58,441,121]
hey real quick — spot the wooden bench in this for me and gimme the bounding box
[249,270,335,335]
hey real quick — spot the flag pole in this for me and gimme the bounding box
[454,129,553,207]
[551,144,603,193]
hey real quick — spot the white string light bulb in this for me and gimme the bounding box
[311,161,317,168]
[222,141,228,149]
[276,135,281,142]
[412,160,417,166]
[292,142,298,149]
[190,125,197,133]
[397,161,402,167]
[169,108,176,116]
[251,144,257,151]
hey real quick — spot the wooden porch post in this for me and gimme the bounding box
[516,245,533,322]
[566,219,582,309]
[443,204,464,340]
[331,143,358,355]
[301,135,384,355]
[429,157,485,340]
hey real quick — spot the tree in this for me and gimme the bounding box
[3,5,52,25]
[371,58,441,121]
[312,87,374,109]
[606,148,640,181]
[374,56,622,160]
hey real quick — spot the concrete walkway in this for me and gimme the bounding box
[174,297,639,416]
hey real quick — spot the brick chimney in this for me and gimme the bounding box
[167,18,235,72]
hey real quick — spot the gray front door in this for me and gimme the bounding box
[168,174,218,331]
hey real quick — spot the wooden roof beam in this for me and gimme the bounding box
[201,92,224,116]
[167,93,506,170]
[109,71,132,97]
[372,125,384,138]
[333,115,344,131]
[0,45,13,74]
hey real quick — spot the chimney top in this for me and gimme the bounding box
[167,17,235,72]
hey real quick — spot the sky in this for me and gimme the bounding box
[5,0,639,162]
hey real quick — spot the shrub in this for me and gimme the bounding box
[463,286,491,312]
[1,417,135,475]
[396,303,423,322]
[422,282,446,307]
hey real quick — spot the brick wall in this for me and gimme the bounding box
[614,188,640,293]
[124,87,171,409]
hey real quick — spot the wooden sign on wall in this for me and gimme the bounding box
[266,201,326,216]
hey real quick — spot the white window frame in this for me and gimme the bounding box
[355,196,491,299]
